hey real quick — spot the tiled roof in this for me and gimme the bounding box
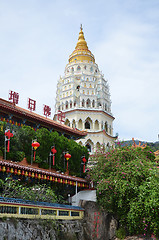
[0,98,87,138]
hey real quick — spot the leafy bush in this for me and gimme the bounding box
[116,227,126,240]
[89,145,159,237]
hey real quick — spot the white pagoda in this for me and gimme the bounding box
[54,26,116,152]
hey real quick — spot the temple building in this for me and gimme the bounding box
[54,26,116,152]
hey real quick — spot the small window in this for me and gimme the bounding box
[21,207,38,215]
[85,121,90,129]
[71,211,80,217]
[77,66,81,71]
[0,206,17,214]
[41,209,56,215]
[59,211,69,216]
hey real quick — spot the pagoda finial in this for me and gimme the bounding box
[68,26,95,63]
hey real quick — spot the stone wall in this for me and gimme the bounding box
[0,218,84,240]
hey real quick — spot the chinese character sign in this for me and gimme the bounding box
[43,105,51,118]
[28,98,36,111]
[57,111,65,123]
[8,90,19,105]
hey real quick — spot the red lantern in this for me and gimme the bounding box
[28,172,31,177]
[35,173,38,178]
[32,141,40,161]
[41,174,44,180]
[5,130,13,152]
[14,169,17,175]
[82,156,87,173]
[0,166,1,171]
[64,153,71,172]
[47,175,50,181]
[51,146,57,166]
[6,167,10,173]
[21,170,25,176]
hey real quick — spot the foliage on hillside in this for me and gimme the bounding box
[89,144,159,237]
[120,139,159,152]
[0,122,89,176]
[0,177,62,203]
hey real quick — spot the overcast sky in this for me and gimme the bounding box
[0,0,159,142]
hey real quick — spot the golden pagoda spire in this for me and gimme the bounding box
[69,25,95,63]
[75,24,88,51]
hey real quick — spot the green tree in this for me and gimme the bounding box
[0,125,89,176]
[89,145,159,237]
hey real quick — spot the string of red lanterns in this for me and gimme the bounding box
[0,164,88,188]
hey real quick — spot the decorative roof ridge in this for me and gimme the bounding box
[0,98,87,136]
[0,158,87,182]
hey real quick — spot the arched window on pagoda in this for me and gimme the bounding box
[105,122,108,132]
[85,121,90,129]
[70,100,72,108]
[101,121,103,130]
[109,125,112,135]
[94,120,99,130]
[78,119,83,129]
[72,119,76,128]
[96,142,100,150]
[92,100,95,107]
[97,102,102,107]
[65,119,70,127]
[66,101,68,109]
[86,143,91,152]
[74,101,76,107]
[86,99,91,108]
[82,99,85,107]
[77,66,81,71]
